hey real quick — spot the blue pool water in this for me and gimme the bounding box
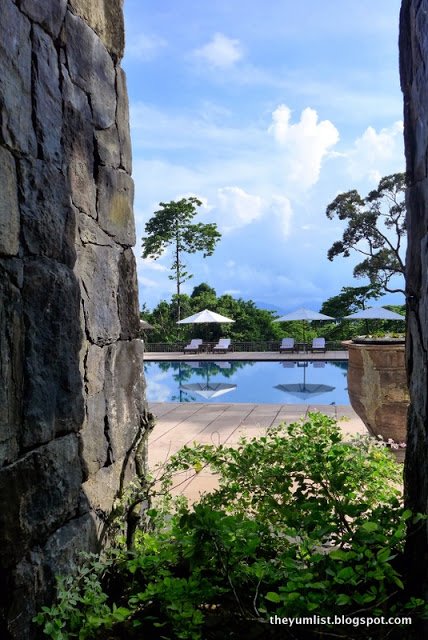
[144,360,349,404]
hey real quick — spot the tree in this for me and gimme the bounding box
[326,173,406,294]
[140,284,284,343]
[320,285,381,319]
[141,198,221,320]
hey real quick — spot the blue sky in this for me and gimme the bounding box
[123,0,405,313]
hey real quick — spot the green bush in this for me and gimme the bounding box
[34,413,426,639]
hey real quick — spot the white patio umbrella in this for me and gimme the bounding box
[343,306,405,335]
[343,306,405,320]
[177,308,234,342]
[274,307,334,341]
[140,319,154,330]
[177,309,235,324]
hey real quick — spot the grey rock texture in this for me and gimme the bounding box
[400,0,428,613]
[0,1,148,637]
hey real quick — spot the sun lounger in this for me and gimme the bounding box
[184,338,203,353]
[279,338,295,353]
[311,337,326,353]
[213,338,231,353]
[282,361,295,368]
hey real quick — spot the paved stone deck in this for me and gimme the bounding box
[148,401,367,502]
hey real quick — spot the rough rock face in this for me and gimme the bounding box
[399,0,428,608]
[0,1,149,637]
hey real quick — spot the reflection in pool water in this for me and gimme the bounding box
[144,360,349,404]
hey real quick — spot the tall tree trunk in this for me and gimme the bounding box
[175,228,181,322]
[399,0,428,614]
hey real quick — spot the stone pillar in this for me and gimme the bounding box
[399,0,428,608]
[0,1,149,637]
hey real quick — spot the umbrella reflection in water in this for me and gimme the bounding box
[180,382,237,400]
[275,361,335,401]
[180,360,237,400]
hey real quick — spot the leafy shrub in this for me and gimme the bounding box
[34,413,426,639]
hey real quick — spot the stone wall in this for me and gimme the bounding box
[399,0,428,606]
[0,1,149,637]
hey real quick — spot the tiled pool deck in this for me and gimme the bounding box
[146,351,367,502]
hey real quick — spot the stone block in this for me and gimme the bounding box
[118,249,141,339]
[68,0,125,61]
[32,26,63,166]
[76,243,121,345]
[0,261,24,467]
[97,167,135,246]
[405,180,428,294]
[81,393,109,475]
[17,0,67,38]
[22,259,84,449]
[0,147,20,256]
[116,68,132,173]
[19,159,76,266]
[105,340,146,461]
[64,11,116,129]
[76,209,114,247]
[82,462,124,514]
[86,344,106,396]
[0,0,36,155]
[6,513,97,640]
[0,435,83,568]
[95,125,121,168]
[62,66,97,218]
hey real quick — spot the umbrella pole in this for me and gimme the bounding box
[178,362,183,403]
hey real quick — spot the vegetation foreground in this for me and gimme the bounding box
[35,414,426,639]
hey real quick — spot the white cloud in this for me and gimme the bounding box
[270,196,293,237]
[126,34,167,60]
[137,274,162,289]
[193,33,244,68]
[345,121,404,182]
[269,105,339,189]
[142,257,169,272]
[215,186,264,232]
[145,371,171,402]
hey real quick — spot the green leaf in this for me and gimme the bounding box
[393,576,405,590]
[329,549,350,561]
[265,591,281,603]
[376,548,392,563]
[336,567,356,581]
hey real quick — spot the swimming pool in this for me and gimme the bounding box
[144,360,349,404]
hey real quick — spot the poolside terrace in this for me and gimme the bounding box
[148,401,366,501]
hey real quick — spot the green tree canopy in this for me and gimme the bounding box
[140,284,283,343]
[141,198,221,320]
[326,173,406,295]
